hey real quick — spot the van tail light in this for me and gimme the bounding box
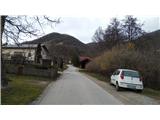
[140,77,143,81]
[120,71,124,80]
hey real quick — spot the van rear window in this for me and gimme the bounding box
[123,71,139,78]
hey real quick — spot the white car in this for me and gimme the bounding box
[110,69,143,92]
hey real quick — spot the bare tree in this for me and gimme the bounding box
[2,16,60,44]
[104,18,123,43]
[95,18,124,49]
[92,27,104,43]
[122,15,145,41]
[92,16,145,51]
[1,16,8,87]
[1,15,60,87]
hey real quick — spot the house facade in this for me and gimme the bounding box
[2,44,37,62]
[2,43,53,65]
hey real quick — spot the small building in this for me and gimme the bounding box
[79,56,92,69]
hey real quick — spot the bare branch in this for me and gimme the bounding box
[2,15,61,44]
[44,16,60,23]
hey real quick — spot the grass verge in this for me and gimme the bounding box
[1,74,58,105]
[143,88,160,100]
[79,69,160,102]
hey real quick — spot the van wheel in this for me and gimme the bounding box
[116,82,121,91]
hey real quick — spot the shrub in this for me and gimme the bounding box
[86,43,160,89]
[71,53,80,67]
[86,61,101,73]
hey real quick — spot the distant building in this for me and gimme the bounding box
[79,56,92,69]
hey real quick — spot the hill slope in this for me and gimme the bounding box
[23,32,91,60]
[23,32,85,48]
[134,30,160,51]
[87,30,160,56]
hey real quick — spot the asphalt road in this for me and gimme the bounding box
[36,65,122,105]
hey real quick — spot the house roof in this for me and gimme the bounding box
[2,44,37,49]
[79,56,92,62]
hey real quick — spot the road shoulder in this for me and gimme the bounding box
[80,71,160,105]
[30,73,62,105]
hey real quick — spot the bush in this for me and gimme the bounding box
[85,61,101,73]
[71,53,80,67]
[86,43,160,90]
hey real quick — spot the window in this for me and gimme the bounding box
[123,71,139,78]
[28,52,31,57]
[113,70,120,75]
[14,52,24,56]
[116,70,120,75]
[113,71,117,75]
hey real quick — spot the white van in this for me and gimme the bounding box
[110,69,143,92]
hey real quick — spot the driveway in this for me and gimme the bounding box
[34,65,122,105]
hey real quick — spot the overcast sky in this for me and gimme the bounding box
[1,0,160,44]
[36,16,159,44]
[5,16,159,44]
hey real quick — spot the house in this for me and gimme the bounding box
[79,56,92,69]
[2,43,52,65]
[2,44,37,62]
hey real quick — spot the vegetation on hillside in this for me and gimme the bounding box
[86,16,160,90]
[134,30,160,52]
[86,42,160,90]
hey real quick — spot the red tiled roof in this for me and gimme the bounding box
[79,56,92,62]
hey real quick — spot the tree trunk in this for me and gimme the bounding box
[1,16,6,34]
[1,16,8,88]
